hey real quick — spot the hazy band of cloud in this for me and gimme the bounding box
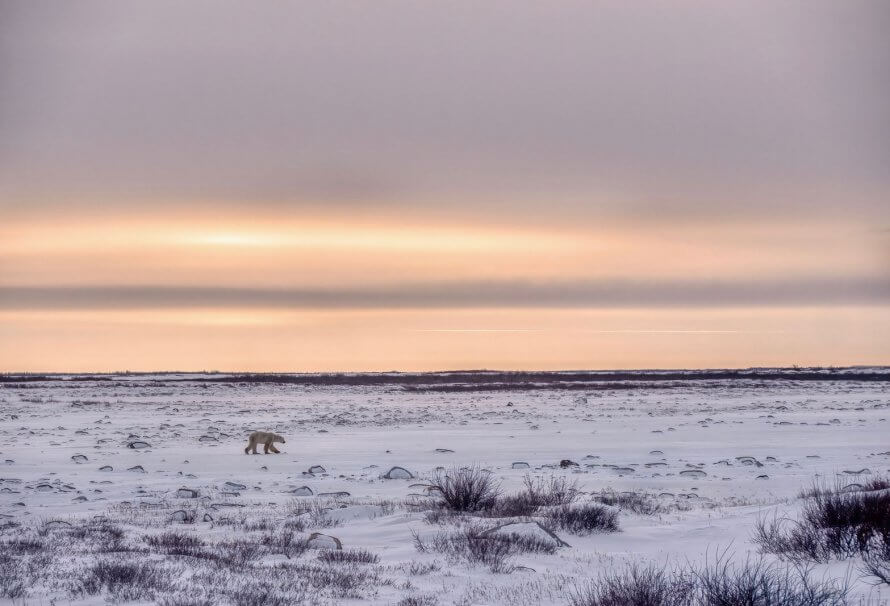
[2,279,888,311]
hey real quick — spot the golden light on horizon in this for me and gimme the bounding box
[2,306,888,373]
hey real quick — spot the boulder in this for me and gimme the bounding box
[679,469,707,479]
[127,441,151,449]
[290,486,313,496]
[308,465,326,474]
[307,532,342,550]
[511,462,530,469]
[176,488,199,498]
[559,459,579,468]
[383,466,414,480]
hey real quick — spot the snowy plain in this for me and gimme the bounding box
[1,370,889,605]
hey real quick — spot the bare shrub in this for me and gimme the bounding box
[285,500,341,528]
[594,490,663,515]
[243,517,275,532]
[0,537,45,555]
[696,556,848,606]
[755,484,890,567]
[144,531,205,557]
[214,538,263,567]
[493,474,579,517]
[862,537,890,585]
[79,558,169,601]
[571,557,848,606]
[405,560,441,575]
[260,530,310,559]
[570,562,695,606]
[546,503,619,535]
[296,562,384,598]
[227,581,295,606]
[0,553,26,599]
[157,597,216,606]
[398,596,440,606]
[412,523,555,573]
[432,466,501,512]
[318,548,380,564]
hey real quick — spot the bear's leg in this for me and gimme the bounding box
[269,445,281,454]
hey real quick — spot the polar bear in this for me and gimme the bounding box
[244,431,286,454]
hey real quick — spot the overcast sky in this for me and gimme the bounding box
[1,1,888,370]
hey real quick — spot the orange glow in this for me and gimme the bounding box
[2,306,888,372]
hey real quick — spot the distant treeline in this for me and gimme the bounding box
[2,368,889,389]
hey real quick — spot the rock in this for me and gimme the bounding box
[127,441,151,449]
[480,521,570,548]
[308,465,326,474]
[612,467,635,474]
[35,484,54,492]
[290,486,313,496]
[649,450,664,455]
[43,520,72,530]
[176,488,199,498]
[844,469,871,475]
[198,435,218,442]
[222,481,247,491]
[512,462,531,469]
[317,491,350,498]
[202,513,214,522]
[127,465,146,473]
[383,466,414,480]
[841,483,864,493]
[307,532,342,550]
[679,469,707,479]
[756,475,769,480]
[99,465,113,472]
[71,454,88,464]
[171,509,193,522]
[434,448,455,453]
[559,459,579,468]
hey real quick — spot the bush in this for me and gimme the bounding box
[144,531,205,556]
[494,475,579,517]
[432,466,501,512]
[318,548,380,564]
[594,490,663,516]
[754,485,890,564]
[0,553,26,599]
[696,556,848,606]
[80,559,168,601]
[571,557,848,606]
[570,562,695,606]
[547,503,619,535]
[413,523,556,573]
[260,531,310,559]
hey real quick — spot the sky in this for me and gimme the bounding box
[1,1,888,372]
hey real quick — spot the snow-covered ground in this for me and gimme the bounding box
[1,373,889,605]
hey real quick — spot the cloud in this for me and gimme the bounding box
[1,1,888,221]
[2,278,888,311]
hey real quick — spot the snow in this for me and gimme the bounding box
[1,372,889,604]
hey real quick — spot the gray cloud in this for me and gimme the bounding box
[3,279,888,310]
[1,1,888,220]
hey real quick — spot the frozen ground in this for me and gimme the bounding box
[1,371,889,605]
